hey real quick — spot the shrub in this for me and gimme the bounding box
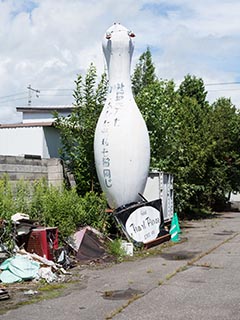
[0,176,108,242]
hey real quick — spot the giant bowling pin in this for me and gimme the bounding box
[94,23,150,209]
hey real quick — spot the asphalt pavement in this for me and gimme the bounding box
[1,211,240,320]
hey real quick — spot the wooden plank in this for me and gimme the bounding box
[144,233,171,249]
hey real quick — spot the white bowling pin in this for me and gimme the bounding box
[94,23,150,209]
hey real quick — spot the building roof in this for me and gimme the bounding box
[16,105,74,113]
[0,121,54,129]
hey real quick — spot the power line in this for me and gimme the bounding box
[205,81,240,86]
[0,88,73,101]
[0,81,240,105]
[0,91,27,100]
[0,96,29,105]
[39,88,73,91]
[209,82,240,86]
[207,88,240,92]
[40,94,72,97]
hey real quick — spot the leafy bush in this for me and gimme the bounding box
[54,64,108,196]
[0,175,15,219]
[0,176,108,241]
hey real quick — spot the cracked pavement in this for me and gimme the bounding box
[1,211,240,320]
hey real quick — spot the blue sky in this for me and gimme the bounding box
[9,0,38,17]
[0,0,240,123]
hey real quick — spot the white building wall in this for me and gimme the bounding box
[23,111,71,123]
[23,112,54,123]
[0,127,44,157]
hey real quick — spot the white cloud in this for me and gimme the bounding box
[0,0,240,123]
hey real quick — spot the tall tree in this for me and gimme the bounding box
[205,98,240,208]
[166,95,213,214]
[135,79,177,169]
[178,74,208,108]
[131,47,156,96]
[136,74,219,216]
[55,64,108,195]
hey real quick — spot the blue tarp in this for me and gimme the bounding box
[0,255,40,283]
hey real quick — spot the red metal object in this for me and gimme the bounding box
[25,227,58,260]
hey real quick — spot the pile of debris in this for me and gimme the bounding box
[0,249,66,284]
[0,287,9,301]
[0,213,114,287]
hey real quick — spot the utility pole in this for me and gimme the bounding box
[27,85,40,106]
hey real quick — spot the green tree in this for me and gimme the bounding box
[138,74,240,216]
[166,95,213,214]
[55,64,108,195]
[178,74,208,108]
[135,79,178,169]
[131,47,156,96]
[135,74,215,216]
[205,98,240,208]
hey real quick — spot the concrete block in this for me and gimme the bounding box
[0,156,64,186]
[47,158,61,166]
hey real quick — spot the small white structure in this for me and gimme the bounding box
[16,106,72,124]
[143,171,174,222]
[0,105,73,158]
